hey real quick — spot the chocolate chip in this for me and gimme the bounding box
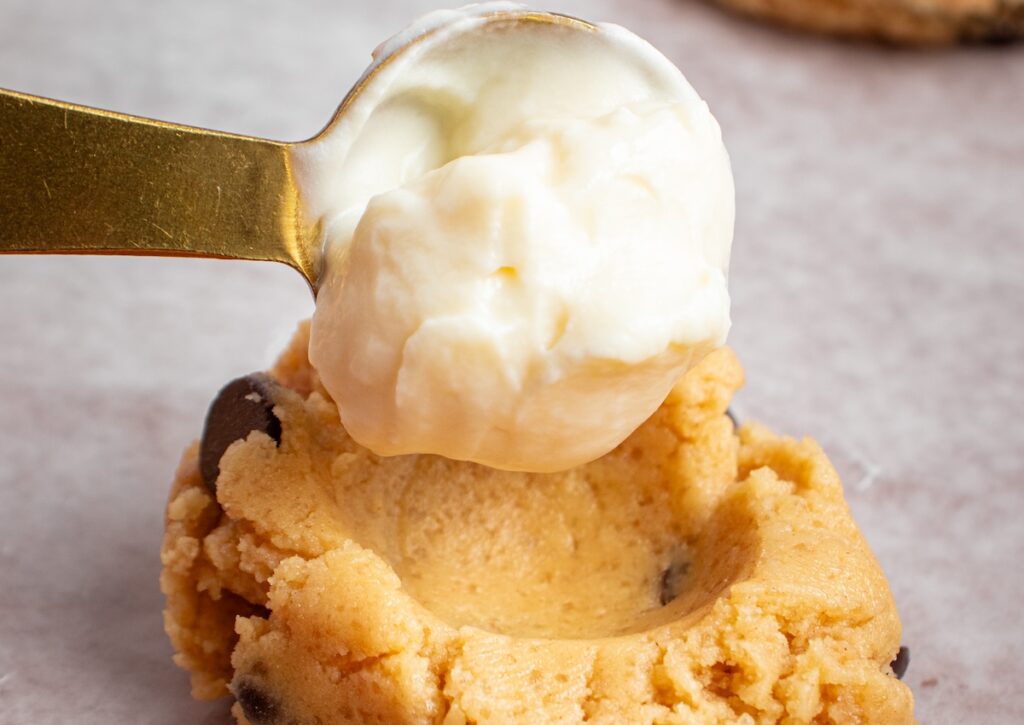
[659,556,690,606]
[726,408,739,428]
[199,374,282,492]
[234,680,280,724]
[890,646,910,679]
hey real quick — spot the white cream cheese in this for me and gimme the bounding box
[297,4,734,472]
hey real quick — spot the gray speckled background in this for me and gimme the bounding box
[0,1,1021,723]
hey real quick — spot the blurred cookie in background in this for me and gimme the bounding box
[711,0,1024,44]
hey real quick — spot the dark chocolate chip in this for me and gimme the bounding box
[199,374,282,493]
[234,679,280,724]
[726,408,740,428]
[659,556,690,606]
[890,645,910,680]
[981,27,1019,45]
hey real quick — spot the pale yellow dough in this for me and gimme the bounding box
[161,322,913,724]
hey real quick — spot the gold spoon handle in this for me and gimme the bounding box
[0,88,316,286]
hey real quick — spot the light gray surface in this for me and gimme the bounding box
[1,1,1021,723]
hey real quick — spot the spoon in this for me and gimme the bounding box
[0,6,596,293]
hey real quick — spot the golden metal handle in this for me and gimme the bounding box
[0,88,318,287]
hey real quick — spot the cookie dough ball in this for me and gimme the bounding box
[161,322,913,724]
[714,0,1024,44]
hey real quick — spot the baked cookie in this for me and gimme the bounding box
[713,0,1024,44]
[161,323,914,724]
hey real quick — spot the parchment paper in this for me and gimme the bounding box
[1,1,1022,722]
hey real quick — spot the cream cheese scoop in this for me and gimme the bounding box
[0,3,734,472]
